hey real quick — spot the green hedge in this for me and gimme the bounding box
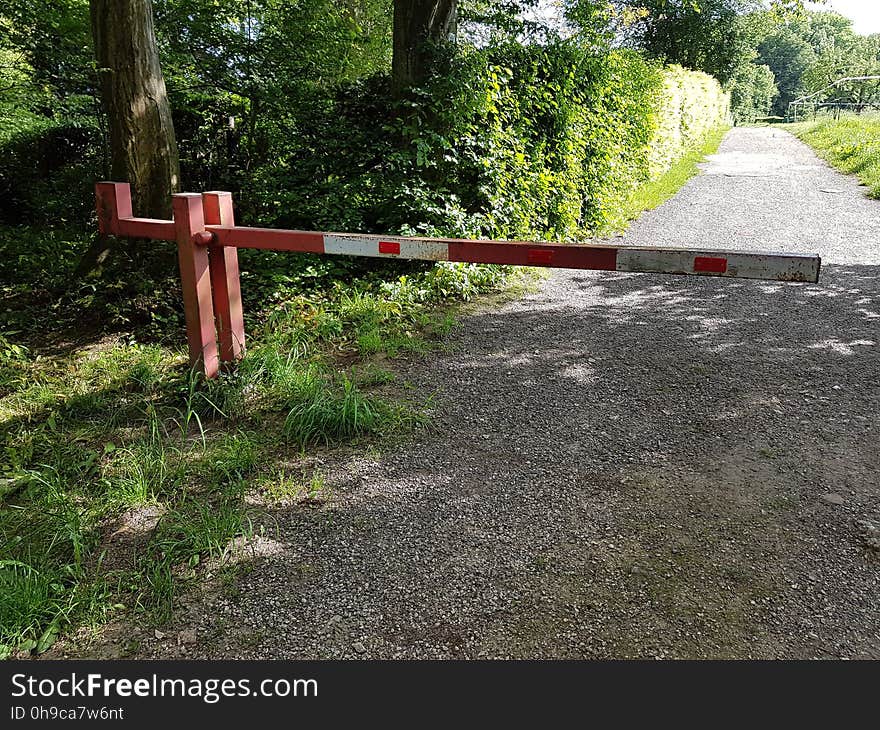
[649,65,730,178]
[246,44,729,241]
[0,44,729,240]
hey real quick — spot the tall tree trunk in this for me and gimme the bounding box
[392,0,457,97]
[89,0,179,219]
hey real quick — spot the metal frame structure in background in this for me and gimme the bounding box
[788,75,880,121]
[95,182,822,378]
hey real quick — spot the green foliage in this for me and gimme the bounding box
[649,65,730,177]
[757,23,815,114]
[607,2,874,122]
[622,126,728,223]
[609,0,759,83]
[0,2,100,225]
[154,0,393,196]
[802,33,880,102]
[155,0,392,96]
[0,1,728,241]
[756,9,880,116]
[0,0,93,100]
[0,107,102,225]
[729,63,779,123]
[247,43,727,241]
[789,114,880,198]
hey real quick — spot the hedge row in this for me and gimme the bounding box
[246,44,730,240]
[0,44,729,240]
[0,105,101,225]
[649,65,731,178]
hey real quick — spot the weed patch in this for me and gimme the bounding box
[0,224,514,655]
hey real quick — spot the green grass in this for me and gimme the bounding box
[786,114,880,198]
[260,468,329,505]
[613,126,729,230]
[0,222,521,656]
[282,370,402,447]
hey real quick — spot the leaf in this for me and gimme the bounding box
[36,625,58,654]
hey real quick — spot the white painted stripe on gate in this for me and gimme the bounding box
[323,234,450,261]
[615,248,820,282]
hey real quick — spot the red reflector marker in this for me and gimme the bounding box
[527,248,554,266]
[693,256,728,274]
[378,240,401,255]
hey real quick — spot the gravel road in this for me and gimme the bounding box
[130,127,880,659]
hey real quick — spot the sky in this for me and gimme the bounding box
[525,1,880,38]
[810,1,880,35]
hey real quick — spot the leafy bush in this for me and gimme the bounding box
[0,104,102,225]
[246,44,728,241]
[649,65,731,176]
[0,39,728,249]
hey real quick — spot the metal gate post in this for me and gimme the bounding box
[95,182,131,235]
[202,191,246,365]
[95,181,822,378]
[172,193,219,378]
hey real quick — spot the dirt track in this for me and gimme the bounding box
[118,127,880,659]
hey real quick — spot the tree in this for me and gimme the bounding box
[90,0,179,219]
[758,10,880,115]
[757,24,815,114]
[153,0,393,187]
[392,0,458,95]
[1,0,93,104]
[729,62,778,123]
[611,0,760,83]
[802,32,880,111]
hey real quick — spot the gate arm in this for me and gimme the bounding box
[206,225,821,283]
[95,180,822,379]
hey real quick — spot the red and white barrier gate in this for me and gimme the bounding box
[95,182,822,378]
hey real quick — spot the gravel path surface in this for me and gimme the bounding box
[132,127,880,659]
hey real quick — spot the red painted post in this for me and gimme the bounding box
[203,192,245,364]
[173,193,219,378]
[95,182,133,235]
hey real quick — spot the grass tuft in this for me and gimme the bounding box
[283,371,395,446]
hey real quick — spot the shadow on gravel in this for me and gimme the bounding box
[564,264,880,354]
[132,263,880,660]
[418,263,880,456]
